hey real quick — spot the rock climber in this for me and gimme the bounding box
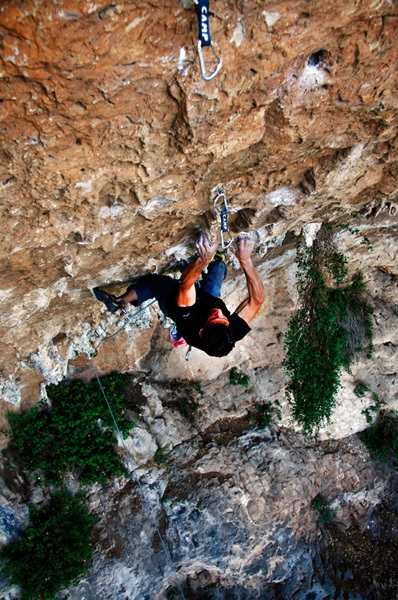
[94,232,265,357]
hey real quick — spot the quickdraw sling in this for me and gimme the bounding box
[194,0,222,81]
[214,187,233,249]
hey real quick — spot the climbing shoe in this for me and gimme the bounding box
[93,288,127,314]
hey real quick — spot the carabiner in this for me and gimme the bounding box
[194,0,222,82]
[214,191,233,249]
[197,41,222,82]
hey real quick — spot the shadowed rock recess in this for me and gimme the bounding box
[0,0,397,598]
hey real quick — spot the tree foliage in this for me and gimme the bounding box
[7,372,134,484]
[283,225,374,434]
[1,491,97,600]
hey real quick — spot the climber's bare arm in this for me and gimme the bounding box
[232,235,265,324]
[177,233,218,307]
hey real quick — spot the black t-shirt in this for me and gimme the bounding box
[166,285,251,351]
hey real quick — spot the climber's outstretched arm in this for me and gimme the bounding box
[232,235,265,324]
[177,233,218,307]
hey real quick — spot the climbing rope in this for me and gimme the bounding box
[89,299,187,597]
[93,299,157,351]
[87,353,187,600]
[193,0,222,81]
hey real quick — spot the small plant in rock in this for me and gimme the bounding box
[311,494,335,525]
[7,372,134,484]
[337,222,373,251]
[250,401,282,427]
[283,224,374,435]
[354,382,371,398]
[0,491,98,600]
[167,380,203,422]
[359,412,398,468]
[229,367,250,388]
[154,445,171,467]
[361,392,386,424]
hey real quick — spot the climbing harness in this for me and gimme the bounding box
[193,0,222,81]
[87,356,187,600]
[213,188,233,249]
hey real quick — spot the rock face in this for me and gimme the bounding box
[0,0,397,598]
[0,0,397,406]
[69,423,398,600]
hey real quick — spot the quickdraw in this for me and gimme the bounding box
[194,0,222,81]
[213,188,233,249]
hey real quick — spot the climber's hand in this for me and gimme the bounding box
[176,233,217,307]
[230,233,254,268]
[196,232,218,266]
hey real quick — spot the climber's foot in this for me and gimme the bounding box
[93,288,126,314]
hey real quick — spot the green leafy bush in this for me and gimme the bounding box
[359,413,398,467]
[0,491,97,600]
[229,367,250,388]
[311,494,335,524]
[154,445,171,467]
[8,373,134,484]
[249,401,282,427]
[354,382,371,397]
[283,225,373,435]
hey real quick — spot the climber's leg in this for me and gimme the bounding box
[200,254,227,298]
[117,274,179,318]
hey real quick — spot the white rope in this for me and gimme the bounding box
[93,299,157,350]
[88,356,187,600]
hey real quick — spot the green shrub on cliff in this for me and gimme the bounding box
[7,372,134,484]
[1,491,97,600]
[229,367,250,388]
[283,225,374,435]
[359,412,398,467]
[311,494,335,525]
